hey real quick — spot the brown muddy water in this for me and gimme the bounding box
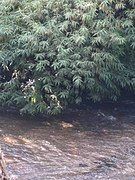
[0,101,135,180]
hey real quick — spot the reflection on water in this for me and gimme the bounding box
[0,102,135,179]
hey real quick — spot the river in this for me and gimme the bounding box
[0,101,135,179]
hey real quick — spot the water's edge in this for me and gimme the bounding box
[0,101,135,179]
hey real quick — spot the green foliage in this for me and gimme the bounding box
[0,0,135,115]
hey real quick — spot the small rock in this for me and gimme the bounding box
[79,163,88,167]
[61,121,74,128]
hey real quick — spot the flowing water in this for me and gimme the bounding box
[0,101,135,180]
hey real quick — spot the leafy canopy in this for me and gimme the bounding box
[0,0,135,115]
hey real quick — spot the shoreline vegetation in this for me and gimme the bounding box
[0,0,135,115]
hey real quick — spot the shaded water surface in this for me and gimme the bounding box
[0,102,135,179]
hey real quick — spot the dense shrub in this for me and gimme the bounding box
[0,0,135,115]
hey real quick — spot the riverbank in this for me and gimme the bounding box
[0,99,135,120]
[0,102,135,179]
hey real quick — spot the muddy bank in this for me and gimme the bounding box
[0,99,135,119]
[0,101,135,179]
